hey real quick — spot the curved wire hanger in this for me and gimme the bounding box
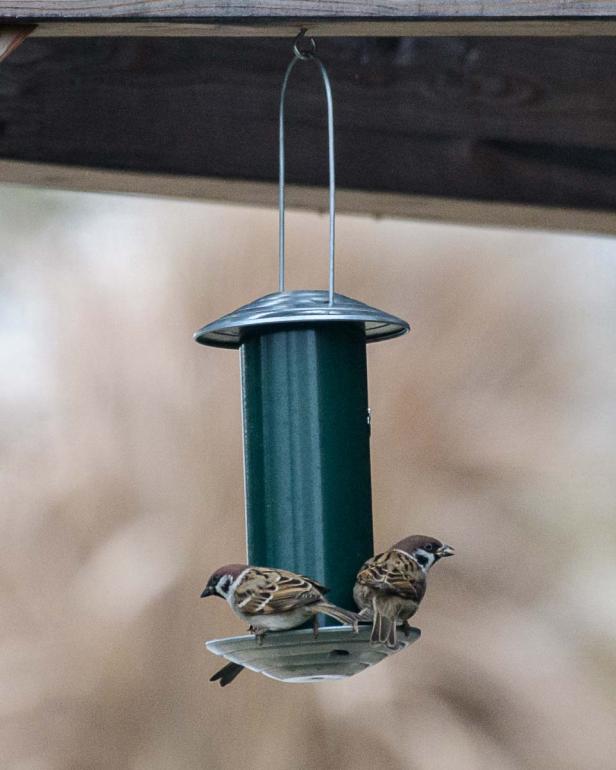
[278,31,336,306]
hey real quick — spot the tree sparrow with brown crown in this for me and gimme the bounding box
[353,535,454,650]
[202,563,359,686]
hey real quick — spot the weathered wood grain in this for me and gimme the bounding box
[4,2,616,37]
[1,36,616,224]
[3,1,616,19]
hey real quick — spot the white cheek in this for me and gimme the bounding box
[415,549,436,571]
[216,576,231,598]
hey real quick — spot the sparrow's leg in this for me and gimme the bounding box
[253,627,267,646]
[312,614,320,639]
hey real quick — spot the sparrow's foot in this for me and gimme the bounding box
[400,620,413,638]
[369,638,402,650]
[254,628,267,646]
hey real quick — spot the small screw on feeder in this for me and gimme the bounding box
[196,34,417,682]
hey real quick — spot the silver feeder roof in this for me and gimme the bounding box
[194,289,410,349]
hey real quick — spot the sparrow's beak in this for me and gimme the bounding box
[437,544,455,558]
[200,584,214,598]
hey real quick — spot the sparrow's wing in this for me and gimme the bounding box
[234,567,326,615]
[356,549,426,601]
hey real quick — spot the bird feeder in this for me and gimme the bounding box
[196,35,417,682]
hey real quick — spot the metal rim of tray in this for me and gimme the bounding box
[206,624,421,683]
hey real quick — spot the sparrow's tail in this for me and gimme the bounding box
[209,661,244,687]
[311,602,359,631]
[371,611,397,649]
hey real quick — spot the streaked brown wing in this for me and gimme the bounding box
[356,549,425,601]
[234,567,326,615]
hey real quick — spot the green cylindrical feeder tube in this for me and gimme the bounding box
[241,321,374,616]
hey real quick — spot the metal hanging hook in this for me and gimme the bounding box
[279,31,336,306]
[293,29,317,60]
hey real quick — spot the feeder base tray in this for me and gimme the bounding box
[206,624,421,683]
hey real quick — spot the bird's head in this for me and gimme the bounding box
[393,535,455,571]
[200,564,247,600]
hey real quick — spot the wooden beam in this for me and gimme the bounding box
[2,36,616,228]
[21,20,616,39]
[0,25,34,61]
[4,2,616,37]
[3,159,616,235]
[2,37,616,205]
[4,1,616,20]
[0,161,616,235]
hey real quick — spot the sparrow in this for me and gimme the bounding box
[202,563,359,686]
[353,534,454,650]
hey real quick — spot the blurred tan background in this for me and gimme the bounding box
[1,185,615,770]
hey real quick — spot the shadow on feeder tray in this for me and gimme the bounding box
[206,624,421,684]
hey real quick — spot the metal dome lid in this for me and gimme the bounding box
[194,290,410,349]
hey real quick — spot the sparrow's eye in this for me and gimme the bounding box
[424,543,433,552]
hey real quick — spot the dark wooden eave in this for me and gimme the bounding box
[1,3,616,232]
